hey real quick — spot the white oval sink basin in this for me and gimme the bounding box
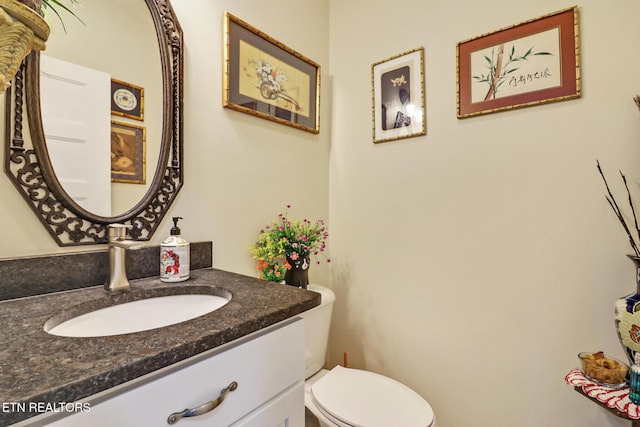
[45,293,230,337]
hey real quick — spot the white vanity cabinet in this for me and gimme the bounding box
[37,318,304,427]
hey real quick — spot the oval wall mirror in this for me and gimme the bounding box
[4,0,183,246]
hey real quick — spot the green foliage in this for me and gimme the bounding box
[42,0,84,33]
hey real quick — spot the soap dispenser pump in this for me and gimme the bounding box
[160,216,190,282]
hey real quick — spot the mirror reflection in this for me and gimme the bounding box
[42,0,161,217]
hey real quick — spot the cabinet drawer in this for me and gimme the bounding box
[231,382,304,427]
[46,318,304,427]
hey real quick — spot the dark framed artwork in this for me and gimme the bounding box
[372,47,426,143]
[111,78,144,121]
[223,12,320,134]
[457,6,580,118]
[111,121,146,184]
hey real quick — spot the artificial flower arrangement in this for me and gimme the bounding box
[598,160,640,363]
[250,205,330,285]
[597,98,640,368]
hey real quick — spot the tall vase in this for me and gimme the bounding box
[614,255,640,366]
[284,255,310,289]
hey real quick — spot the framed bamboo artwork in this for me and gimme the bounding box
[223,12,320,134]
[457,6,580,118]
[372,47,426,143]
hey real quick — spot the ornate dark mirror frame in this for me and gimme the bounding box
[3,0,183,246]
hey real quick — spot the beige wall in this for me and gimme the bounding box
[2,0,640,426]
[327,0,640,426]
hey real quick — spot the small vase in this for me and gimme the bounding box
[284,255,310,289]
[614,255,640,367]
[631,363,640,404]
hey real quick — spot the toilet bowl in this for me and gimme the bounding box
[301,285,436,427]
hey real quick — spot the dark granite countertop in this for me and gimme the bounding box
[0,268,320,426]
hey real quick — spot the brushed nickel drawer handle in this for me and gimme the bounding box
[167,381,238,424]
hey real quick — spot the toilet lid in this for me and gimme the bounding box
[311,365,434,427]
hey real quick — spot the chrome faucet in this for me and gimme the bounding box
[105,224,144,293]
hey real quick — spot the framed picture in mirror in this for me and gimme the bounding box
[111,121,146,184]
[111,78,144,121]
[223,12,320,134]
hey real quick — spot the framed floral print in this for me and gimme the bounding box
[223,12,320,134]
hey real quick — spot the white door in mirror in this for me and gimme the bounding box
[40,54,111,217]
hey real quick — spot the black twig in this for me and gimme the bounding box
[597,160,640,256]
[606,196,640,256]
[621,171,640,245]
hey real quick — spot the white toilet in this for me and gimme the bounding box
[301,284,436,427]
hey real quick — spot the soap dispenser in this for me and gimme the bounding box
[160,216,190,282]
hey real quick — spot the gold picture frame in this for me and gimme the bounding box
[457,6,580,118]
[223,12,320,133]
[372,47,426,143]
[111,121,146,184]
[111,78,144,121]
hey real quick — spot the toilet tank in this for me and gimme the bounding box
[301,284,335,379]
